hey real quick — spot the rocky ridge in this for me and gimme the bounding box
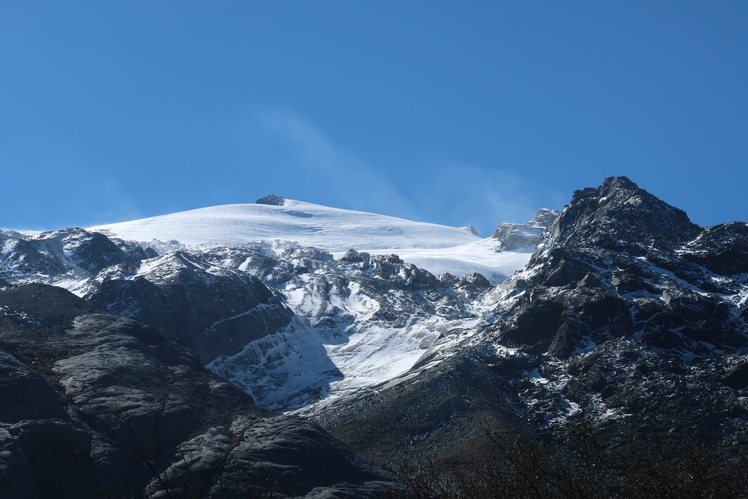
[307,177,748,469]
[1,177,747,495]
[0,284,398,498]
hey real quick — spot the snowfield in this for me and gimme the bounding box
[90,198,534,281]
[90,199,480,250]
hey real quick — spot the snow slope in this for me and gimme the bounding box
[91,199,533,281]
[91,199,478,250]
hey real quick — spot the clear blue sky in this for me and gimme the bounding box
[2,2,747,237]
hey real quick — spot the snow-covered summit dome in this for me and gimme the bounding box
[89,198,544,282]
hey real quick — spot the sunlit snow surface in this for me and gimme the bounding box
[92,200,478,249]
[87,199,536,410]
[207,276,486,411]
[90,200,531,282]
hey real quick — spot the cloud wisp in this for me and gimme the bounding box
[254,108,543,237]
[414,162,539,236]
[89,178,144,226]
[256,108,421,221]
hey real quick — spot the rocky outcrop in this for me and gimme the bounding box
[682,221,748,276]
[0,284,400,498]
[256,194,287,206]
[542,176,701,251]
[498,177,747,356]
[313,177,748,470]
[0,228,149,285]
[492,208,560,251]
[84,251,295,363]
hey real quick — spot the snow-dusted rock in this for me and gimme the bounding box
[83,250,295,363]
[311,177,748,469]
[492,208,560,251]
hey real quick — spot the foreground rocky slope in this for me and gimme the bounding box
[0,284,398,498]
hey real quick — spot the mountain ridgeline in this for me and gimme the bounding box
[1,177,747,497]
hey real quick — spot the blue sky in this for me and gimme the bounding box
[2,2,747,237]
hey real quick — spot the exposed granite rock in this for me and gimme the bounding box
[312,177,748,470]
[0,284,400,498]
[84,251,295,363]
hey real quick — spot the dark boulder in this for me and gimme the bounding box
[722,362,748,391]
[256,194,287,206]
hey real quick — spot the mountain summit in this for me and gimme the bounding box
[256,194,287,206]
[90,198,481,251]
[547,176,700,251]
[89,197,546,282]
[1,177,747,496]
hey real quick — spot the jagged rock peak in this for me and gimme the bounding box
[492,208,561,251]
[531,208,562,228]
[256,194,288,206]
[546,176,701,251]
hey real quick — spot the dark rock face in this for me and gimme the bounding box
[544,176,701,251]
[0,282,101,326]
[59,229,130,273]
[723,362,748,391]
[84,251,295,363]
[314,177,748,470]
[310,352,525,470]
[0,284,399,498]
[682,222,748,275]
[499,177,747,356]
[256,194,287,206]
[484,179,748,446]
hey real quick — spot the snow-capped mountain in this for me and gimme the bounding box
[2,177,748,496]
[91,194,480,251]
[59,196,552,410]
[2,196,555,412]
[90,195,538,282]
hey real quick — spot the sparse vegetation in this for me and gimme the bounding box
[394,418,748,499]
